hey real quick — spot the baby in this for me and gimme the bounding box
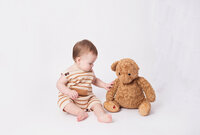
[56,39,113,123]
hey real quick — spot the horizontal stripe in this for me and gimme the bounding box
[68,77,93,83]
[74,99,90,102]
[58,94,65,97]
[70,87,90,91]
[66,72,94,80]
[68,82,92,86]
[58,96,67,103]
[68,79,93,85]
[83,79,93,82]
[74,95,94,101]
[74,99,88,104]
[59,98,70,108]
[68,83,92,87]
[88,98,99,103]
[88,100,100,106]
[76,103,88,106]
[70,74,94,80]
[70,85,92,90]
[65,71,92,79]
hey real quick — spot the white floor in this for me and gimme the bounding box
[1,83,200,135]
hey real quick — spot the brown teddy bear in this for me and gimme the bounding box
[104,58,156,116]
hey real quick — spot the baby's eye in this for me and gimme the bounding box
[119,72,120,75]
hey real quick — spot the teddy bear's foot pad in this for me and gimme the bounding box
[104,101,120,112]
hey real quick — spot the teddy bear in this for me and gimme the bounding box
[104,58,156,116]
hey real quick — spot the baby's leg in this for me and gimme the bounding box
[64,102,88,122]
[91,103,112,123]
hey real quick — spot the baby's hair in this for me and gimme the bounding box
[73,39,98,61]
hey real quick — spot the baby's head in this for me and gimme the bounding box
[73,39,98,72]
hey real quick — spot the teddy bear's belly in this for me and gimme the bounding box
[114,86,145,108]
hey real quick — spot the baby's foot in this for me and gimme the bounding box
[97,114,112,123]
[77,111,88,122]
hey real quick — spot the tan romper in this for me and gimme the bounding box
[57,65,101,112]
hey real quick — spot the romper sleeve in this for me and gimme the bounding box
[60,69,71,82]
[61,69,70,76]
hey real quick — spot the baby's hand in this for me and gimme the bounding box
[66,90,78,100]
[104,81,114,91]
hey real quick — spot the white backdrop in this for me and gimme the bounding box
[0,0,200,135]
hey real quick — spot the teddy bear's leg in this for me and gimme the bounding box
[103,101,120,113]
[138,99,151,116]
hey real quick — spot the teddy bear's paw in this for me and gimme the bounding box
[138,100,151,116]
[147,94,156,102]
[104,101,120,113]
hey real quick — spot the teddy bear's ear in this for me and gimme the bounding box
[111,61,119,71]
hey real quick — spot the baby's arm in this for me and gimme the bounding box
[56,74,78,99]
[92,77,113,91]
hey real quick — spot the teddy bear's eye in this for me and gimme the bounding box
[119,73,120,75]
[128,73,131,76]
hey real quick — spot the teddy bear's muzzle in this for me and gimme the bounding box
[120,75,138,84]
[120,76,133,84]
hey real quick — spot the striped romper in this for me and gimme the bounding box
[57,66,101,112]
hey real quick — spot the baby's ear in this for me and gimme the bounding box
[111,61,119,71]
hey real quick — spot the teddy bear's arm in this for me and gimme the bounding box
[106,78,119,101]
[136,77,156,102]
